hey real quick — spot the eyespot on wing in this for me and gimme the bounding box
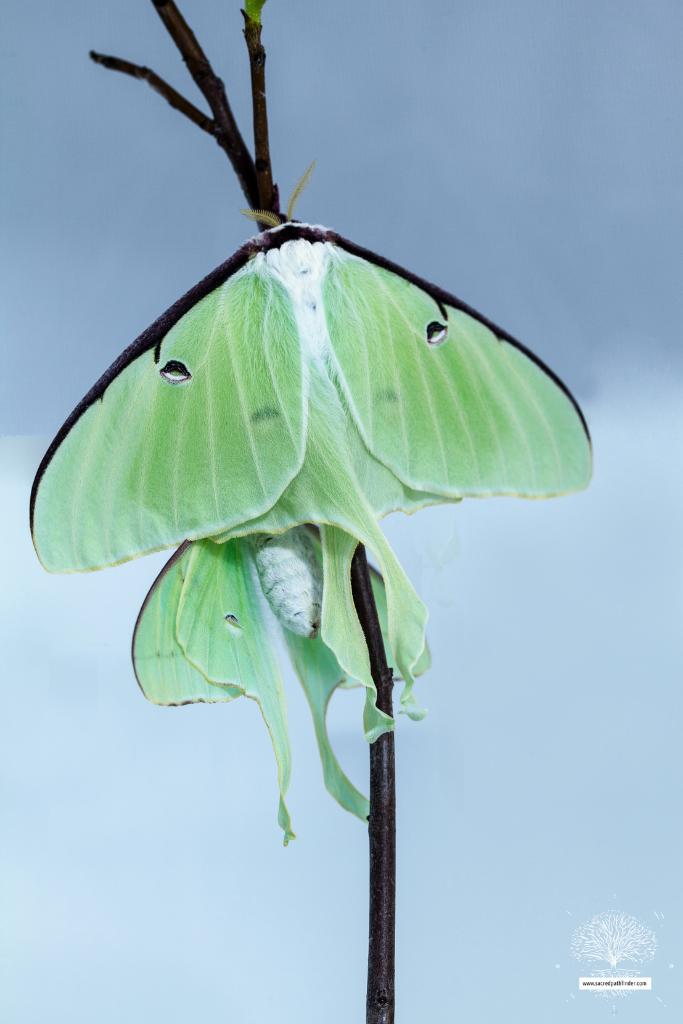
[160,359,192,384]
[426,321,448,345]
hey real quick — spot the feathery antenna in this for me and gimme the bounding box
[285,160,316,221]
[240,209,282,228]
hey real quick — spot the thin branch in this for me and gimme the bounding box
[242,11,275,214]
[151,0,259,209]
[351,544,396,1024]
[90,51,216,135]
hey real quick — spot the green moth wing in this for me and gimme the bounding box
[282,628,370,823]
[283,531,431,820]
[133,541,243,707]
[323,240,591,500]
[304,524,431,685]
[135,530,372,825]
[133,536,295,845]
[31,254,306,573]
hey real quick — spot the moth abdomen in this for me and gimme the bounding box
[252,526,323,638]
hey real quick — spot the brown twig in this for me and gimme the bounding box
[241,11,275,214]
[351,545,396,1024]
[89,51,216,134]
[150,0,259,208]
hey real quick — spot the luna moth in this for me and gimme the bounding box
[131,526,429,843]
[30,221,591,837]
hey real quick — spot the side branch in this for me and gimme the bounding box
[151,0,259,208]
[89,52,216,134]
[242,12,275,213]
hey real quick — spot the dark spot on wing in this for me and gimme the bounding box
[376,389,399,403]
[426,321,448,346]
[251,407,280,423]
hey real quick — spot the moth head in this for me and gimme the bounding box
[160,360,192,384]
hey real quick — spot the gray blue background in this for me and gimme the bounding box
[1,1,681,1021]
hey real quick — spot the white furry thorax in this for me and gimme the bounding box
[252,239,333,364]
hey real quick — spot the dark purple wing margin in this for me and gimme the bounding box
[31,222,589,534]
